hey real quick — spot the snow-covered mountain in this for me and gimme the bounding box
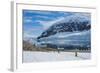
[37,13,91,39]
[36,13,91,49]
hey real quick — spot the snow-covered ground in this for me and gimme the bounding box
[23,51,91,63]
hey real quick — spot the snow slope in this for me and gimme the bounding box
[23,51,91,63]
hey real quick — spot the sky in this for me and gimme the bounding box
[23,10,90,39]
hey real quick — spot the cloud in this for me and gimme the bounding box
[23,10,72,17]
[23,26,44,39]
[24,32,36,38]
[33,15,53,20]
[23,17,33,23]
[74,12,91,18]
[24,30,38,39]
[38,16,65,29]
[24,19,33,23]
[24,10,55,15]
[23,15,54,24]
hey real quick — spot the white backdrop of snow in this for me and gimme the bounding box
[23,51,91,63]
